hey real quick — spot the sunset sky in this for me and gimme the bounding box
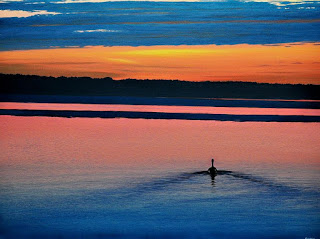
[0,0,319,84]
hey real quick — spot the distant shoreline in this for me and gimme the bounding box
[1,73,319,101]
[1,109,320,122]
[1,94,320,109]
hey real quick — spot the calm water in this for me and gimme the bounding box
[1,108,320,238]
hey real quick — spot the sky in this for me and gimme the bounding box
[0,0,319,83]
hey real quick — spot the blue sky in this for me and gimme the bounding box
[0,0,319,50]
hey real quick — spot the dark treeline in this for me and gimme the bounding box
[1,73,319,100]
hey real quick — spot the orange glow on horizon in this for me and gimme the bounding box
[0,42,319,84]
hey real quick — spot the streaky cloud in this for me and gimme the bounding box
[54,0,204,3]
[0,0,23,3]
[241,0,320,6]
[0,1,319,50]
[25,2,46,4]
[74,29,122,33]
[0,10,60,18]
[52,0,320,6]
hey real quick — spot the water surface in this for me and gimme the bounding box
[1,114,320,238]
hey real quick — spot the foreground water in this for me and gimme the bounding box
[1,115,320,238]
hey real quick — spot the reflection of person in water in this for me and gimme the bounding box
[208,158,218,176]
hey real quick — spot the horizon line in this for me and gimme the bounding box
[2,73,319,86]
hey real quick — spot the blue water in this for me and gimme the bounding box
[1,164,320,238]
[0,1,320,50]
[0,116,320,239]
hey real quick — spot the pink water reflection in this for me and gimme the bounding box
[1,116,319,172]
[1,102,320,116]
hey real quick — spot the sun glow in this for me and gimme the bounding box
[0,43,319,84]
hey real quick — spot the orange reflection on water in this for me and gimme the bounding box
[1,116,319,170]
[0,42,319,84]
[1,102,320,116]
